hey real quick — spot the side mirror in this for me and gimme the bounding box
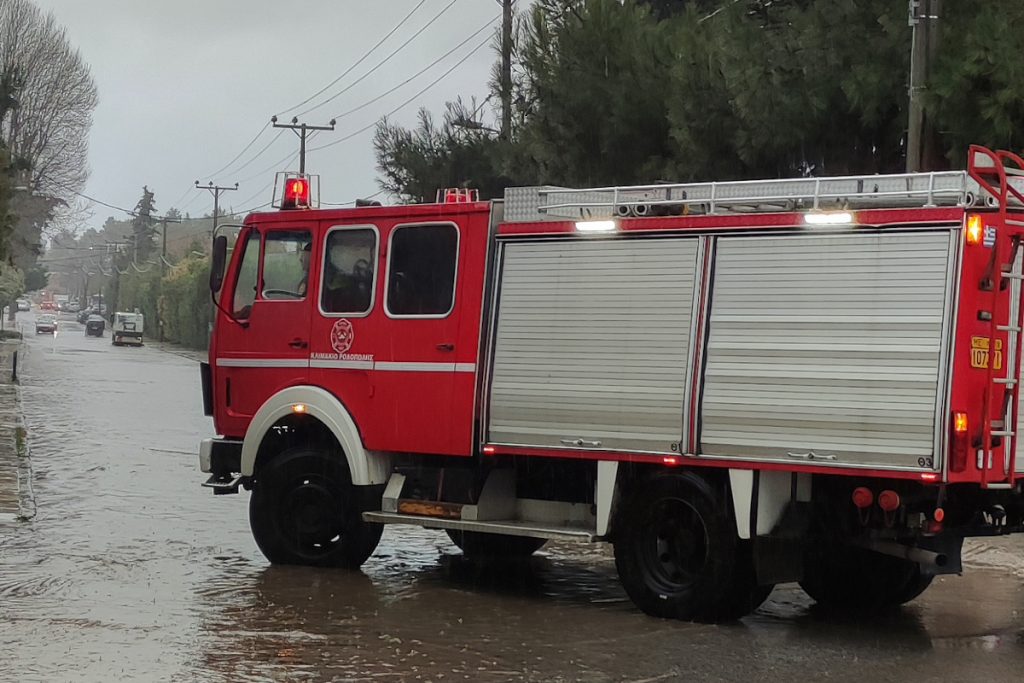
[210,235,228,293]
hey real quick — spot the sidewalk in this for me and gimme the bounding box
[0,339,31,523]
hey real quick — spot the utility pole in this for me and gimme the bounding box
[500,0,514,141]
[907,0,941,172]
[195,181,239,236]
[157,215,183,274]
[271,116,336,174]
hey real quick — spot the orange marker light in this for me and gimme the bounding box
[291,403,307,414]
[954,412,968,434]
[966,215,983,245]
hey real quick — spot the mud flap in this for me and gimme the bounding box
[752,502,810,585]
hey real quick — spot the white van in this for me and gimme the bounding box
[111,312,144,346]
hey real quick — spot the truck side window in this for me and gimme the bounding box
[386,224,458,317]
[232,231,261,318]
[261,230,312,300]
[321,228,377,315]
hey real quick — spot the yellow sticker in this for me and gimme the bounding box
[970,336,1003,370]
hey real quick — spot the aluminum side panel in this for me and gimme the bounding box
[488,238,699,453]
[700,231,953,469]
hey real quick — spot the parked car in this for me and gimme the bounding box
[35,314,57,334]
[85,314,105,337]
[66,302,81,314]
[77,308,95,324]
[15,298,29,311]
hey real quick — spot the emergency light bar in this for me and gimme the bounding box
[272,172,320,210]
[437,188,480,204]
[282,177,310,210]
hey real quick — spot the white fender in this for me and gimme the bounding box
[240,385,391,486]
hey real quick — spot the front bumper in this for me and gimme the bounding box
[200,437,244,495]
[199,437,242,473]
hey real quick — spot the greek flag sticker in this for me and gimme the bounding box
[983,226,997,248]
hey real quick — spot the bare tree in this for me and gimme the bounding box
[0,0,97,201]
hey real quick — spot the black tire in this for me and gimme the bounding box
[800,544,933,609]
[613,472,771,622]
[446,529,546,559]
[249,448,383,568]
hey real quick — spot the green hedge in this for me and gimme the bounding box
[110,256,212,350]
[159,256,212,350]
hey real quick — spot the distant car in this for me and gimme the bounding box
[111,311,144,346]
[35,314,57,334]
[16,299,29,311]
[77,308,94,324]
[66,302,81,314]
[85,314,105,337]
[39,301,56,311]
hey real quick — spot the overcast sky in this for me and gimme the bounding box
[32,0,503,226]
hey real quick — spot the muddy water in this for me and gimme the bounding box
[1,313,1023,682]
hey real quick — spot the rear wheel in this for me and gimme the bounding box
[613,472,772,622]
[249,448,382,568]
[446,530,546,559]
[800,544,933,609]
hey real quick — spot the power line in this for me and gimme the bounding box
[277,0,430,117]
[223,129,286,177]
[331,15,500,122]
[308,31,493,155]
[204,120,272,179]
[297,0,462,119]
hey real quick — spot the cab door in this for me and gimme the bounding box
[376,222,464,455]
[216,223,314,419]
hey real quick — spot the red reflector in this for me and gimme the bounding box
[851,487,874,509]
[482,445,496,455]
[878,490,901,512]
[934,507,945,523]
[662,456,680,466]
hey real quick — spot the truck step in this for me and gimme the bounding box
[362,511,597,542]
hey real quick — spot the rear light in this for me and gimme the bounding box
[851,487,874,509]
[951,411,969,473]
[878,490,901,512]
[933,507,945,523]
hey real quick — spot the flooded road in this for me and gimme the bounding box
[1,311,1023,682]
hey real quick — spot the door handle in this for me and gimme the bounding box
[289,338,308,349]
[436,343,455,352]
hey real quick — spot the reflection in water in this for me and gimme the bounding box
[2,317,1024,683]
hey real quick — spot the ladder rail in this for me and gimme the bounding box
[970,145,1024,487]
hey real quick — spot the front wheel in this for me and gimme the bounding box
[613,472,772,622]
[249,448,383,568]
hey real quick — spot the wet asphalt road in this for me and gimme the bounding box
[1,311,1023,682]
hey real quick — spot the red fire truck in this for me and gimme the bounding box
[200,146,1024,621]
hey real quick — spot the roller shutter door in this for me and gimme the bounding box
[488,238,699,453]
[700,231,953,470]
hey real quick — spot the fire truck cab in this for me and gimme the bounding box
[200,148,1024,621]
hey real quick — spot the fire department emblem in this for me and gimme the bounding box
[330,319,354,354]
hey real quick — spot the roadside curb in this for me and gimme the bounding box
[14,382,36,522]
[0,339,33,524]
